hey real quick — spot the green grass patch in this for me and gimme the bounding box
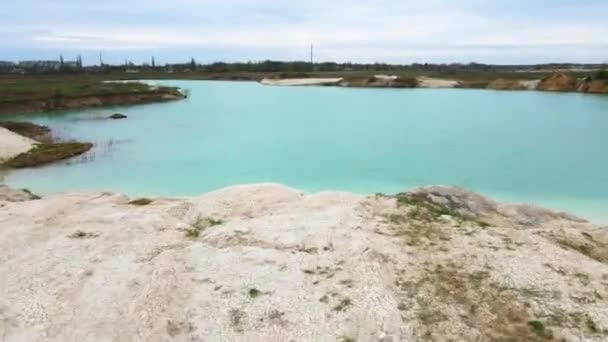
[0,121,51,141]
[574,272,591,286]
[527,320,548,337]
[395,192,492,229]
[185,227,201,238]
[333,297,352,312]
[184,216,224,239]
[596,67,608,80]
[21,188,41,200]
[3,142,92,168]
[0,77,171,103]
[248,288,262,298]
[128,198,153,206]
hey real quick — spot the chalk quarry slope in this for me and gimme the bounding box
[1,184,607,341]
[0,127,35,163]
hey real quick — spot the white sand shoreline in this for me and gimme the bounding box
[260,78,344,86]
[1,183,607,341]
[0,126,35,163]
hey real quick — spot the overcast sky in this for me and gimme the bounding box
[1,0,607,65]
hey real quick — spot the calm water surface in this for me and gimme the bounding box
[4,81,608,222]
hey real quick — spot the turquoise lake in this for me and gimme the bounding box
[4,80,608,222]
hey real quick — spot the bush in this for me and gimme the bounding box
[129,198,153,206]
[394,77,419,88]
[596,67,608,80]
[276,72,310,79]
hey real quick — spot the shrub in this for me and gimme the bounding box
[394,77,419,88]
[129,198,153,206]
[596,67,608,80]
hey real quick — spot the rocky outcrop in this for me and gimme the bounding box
[109,113,128,120]
[536,74,608,94]
[577,78,608,94]
[1,184,606,341]
[536,73,578,92]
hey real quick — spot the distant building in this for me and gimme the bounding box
[0,61,16,72]
[18,60,61,72]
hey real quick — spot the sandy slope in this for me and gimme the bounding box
[1,184,607,341]
[260,78,344,86]
[416,77,461,88]
[0,127,35,163]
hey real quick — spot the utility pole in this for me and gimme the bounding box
[99,52,104,67]
[151,56,155,69]
[310,44,314,70]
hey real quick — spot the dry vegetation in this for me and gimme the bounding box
[3,142,92,168]
[368,187,608,341]
[0,75,174,103]
[0,121,52,142]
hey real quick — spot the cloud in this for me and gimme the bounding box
[1,0,607,63]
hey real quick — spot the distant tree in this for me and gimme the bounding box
[190,58,196,70]
[151,56,156,69]
[76,55,83,69]
[596,65,608,80]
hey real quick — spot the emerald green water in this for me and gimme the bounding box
[4,81,608,222]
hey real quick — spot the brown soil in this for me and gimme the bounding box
[584,80,608,94]
[3,142,93,168]
[536,73,578,92]
[0,89,184,115]
[0,121,52,142]
[341,76,418,88]
[487,79,527,90]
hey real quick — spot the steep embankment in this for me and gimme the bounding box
[1,184,607,341]
[579,80,608,94]
[536,73,608,94]
[260,73,608,94]
[536,73,579,92]
[0,90,184,115]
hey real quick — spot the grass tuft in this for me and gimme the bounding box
[68,230,99,239]
[185,216,224,239]
[527,320,549,337]
[248,288,261,298]
[333,297,352,312]
[129,198,153,206]
[4,142,92,168]
[21,188,42,200]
